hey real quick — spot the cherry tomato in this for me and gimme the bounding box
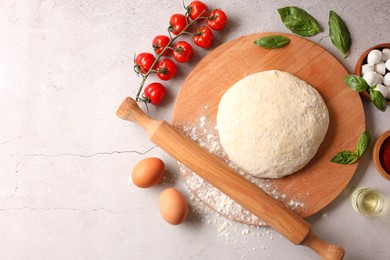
[134,52,155,74]
[173,41,194,63]
[156,59,177,80]
[187,1,209,21]
[144,83,166,105]
[169,14,188,35]
[192,26,214,49]
[152,35,171,56]
[207,9,227,31]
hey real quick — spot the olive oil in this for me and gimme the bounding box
[351,187,384,216]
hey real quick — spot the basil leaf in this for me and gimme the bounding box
[356,131,371,157]
[254,35,290,49]
[369,89,387,112]
[277,6,321,37]
[331,130,372,165]
[329,10,351,58]
[343,75,369,92]
[331,151,358,165]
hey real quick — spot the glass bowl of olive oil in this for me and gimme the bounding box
[351,187,384,217]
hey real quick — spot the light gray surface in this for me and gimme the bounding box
[1,0,389,259]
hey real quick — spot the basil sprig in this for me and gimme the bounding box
[343,75,369,92]
[344,75,387,112]
[254,35,290,49]
[277,6,321,37]
[369,89,387,112]
[329,10,351,58]
[331,131,371,165]
[331,151,358,165]
[356,131,371,157]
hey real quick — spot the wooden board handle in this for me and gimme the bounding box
[117,97,344,259]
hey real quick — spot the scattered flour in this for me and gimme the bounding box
[187,191,280,255]
[322,212,329,219]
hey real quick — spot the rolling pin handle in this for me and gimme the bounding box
[116,97,162,136]
[301,230,344,260]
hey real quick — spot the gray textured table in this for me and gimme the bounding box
[1,1,389,259]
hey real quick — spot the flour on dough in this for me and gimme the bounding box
[216,70,329,179]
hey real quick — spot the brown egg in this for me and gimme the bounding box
[159,188,188,225]
[131,157,165,188]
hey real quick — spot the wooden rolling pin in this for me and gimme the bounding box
[117,97,344,260]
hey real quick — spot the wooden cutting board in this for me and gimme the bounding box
[172,32,366,225]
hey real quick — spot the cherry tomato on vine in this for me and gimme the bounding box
[193,26,214,49]
[173,41,194,63]
[134,52,155,74]
[187,1,208,21]
[207,9,227,31]
[156,59,177,80]
[152,35,171,56]
[144,83,166,105]
[169,14,188,35]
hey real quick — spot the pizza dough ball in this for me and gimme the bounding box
[217,70,329,179]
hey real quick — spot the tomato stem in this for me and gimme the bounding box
[175,46,183,53]
[182,0,188,12]
[180,31,193,36]
[207,14,216,21]
[135,10,206,102]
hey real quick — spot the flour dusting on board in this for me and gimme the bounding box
[173,108,305,226]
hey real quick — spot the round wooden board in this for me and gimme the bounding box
[172,32,366,225]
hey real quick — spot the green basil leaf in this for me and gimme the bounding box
[331,150,358,165]
[329,10,351,58]
[343,75,369,92]
[369,89,387,112]
[277,6,321,37]
[254,35,290,49]
[356,131,371,157]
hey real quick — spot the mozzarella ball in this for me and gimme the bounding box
[383,73,390,87]
[375,84,389,99]
[363,71,380,86]
[375,62,387,75]
[386,86,390,99]
[377,73,384,85]
[381,48,390,61]
[362,64,374,75]
[386,59,390,71]
[367,49,382,65]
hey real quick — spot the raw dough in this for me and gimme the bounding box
[216,70,329,178]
